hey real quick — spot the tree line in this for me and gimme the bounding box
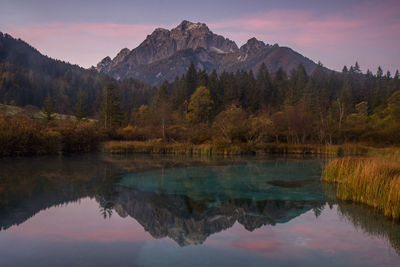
[102,62,400,145]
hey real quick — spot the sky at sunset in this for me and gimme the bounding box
[1,0,399,73]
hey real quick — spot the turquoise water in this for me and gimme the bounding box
[0,154,399,266]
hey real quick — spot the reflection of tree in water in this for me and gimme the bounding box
[98,196,114,219]
[0,155,124,230]
[337,201,400,254]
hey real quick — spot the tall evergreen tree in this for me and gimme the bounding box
[75,89,87,120]
[101,82,123,129]
[254,63,271,110]
[184,63,197,100]
[376,66,383,78]
[42,94,54,122]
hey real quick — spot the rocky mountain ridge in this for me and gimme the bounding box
[97,20,320,85]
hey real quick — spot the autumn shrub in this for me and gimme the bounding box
[0,116,102,156]
[188,123,212,144]
[0,116,41,156]
[116,125,146,141]
[39,129,62,154]
[213,104,250,143]
[165,125,188,142]
[56,121,102,153]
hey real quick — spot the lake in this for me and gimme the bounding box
[0,154,399,266]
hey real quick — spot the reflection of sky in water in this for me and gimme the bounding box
[0,198,399,267]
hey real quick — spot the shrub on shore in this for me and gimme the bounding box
[0,116,102,156]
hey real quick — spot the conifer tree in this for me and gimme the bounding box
[184,63,197,100]
[75,89,87,120]
[376,66,383,78]
[354,62,361,74]
[101,82,123,129]
[42,94,54,122]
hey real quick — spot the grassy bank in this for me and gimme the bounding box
[102,140,247,155]
[322,156,400,219]
[102,140,373,156]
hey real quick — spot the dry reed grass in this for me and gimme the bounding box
[323,157,400,219]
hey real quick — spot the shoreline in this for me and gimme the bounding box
[101,140,374,156]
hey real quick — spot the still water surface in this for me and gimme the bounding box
[0,154,399,266]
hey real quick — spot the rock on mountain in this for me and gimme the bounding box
[97,20,321,85]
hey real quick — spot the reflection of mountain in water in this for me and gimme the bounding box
[108,159,328,246]
[110,188,325,246]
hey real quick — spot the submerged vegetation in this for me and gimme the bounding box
[322,154,400,219]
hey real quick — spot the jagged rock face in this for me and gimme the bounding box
[97,20,321,85]
[240,37,268,54]
[170,20,238,53]
[96,56,111,73]
[98,20,238,73]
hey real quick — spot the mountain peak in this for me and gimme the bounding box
[175,20,208,32]
[151,27,170,36]
[240,38,268,54]
[96,56,111,72]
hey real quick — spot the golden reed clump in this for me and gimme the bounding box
[323,157,400,219]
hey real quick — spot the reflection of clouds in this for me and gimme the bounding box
[205,206,399,264]
[6,198,154,243]
[3,199,399,265]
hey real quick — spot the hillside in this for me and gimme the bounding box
[0,32,154,115]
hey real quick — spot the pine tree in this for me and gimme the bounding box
[354,62,361,74]
[376,66,383,78]
[184,63,197,100]
[208,70,222,116]
[394,70,399,80]
[42,94,54,122]
[272,67,288,108]
[75,89,87,120]
[101,82,123,129]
